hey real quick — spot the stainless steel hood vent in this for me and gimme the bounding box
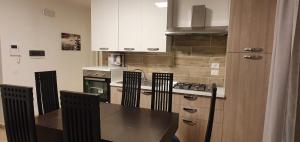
[166,5,228,36]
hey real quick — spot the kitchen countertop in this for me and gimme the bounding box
[111,81,225,99]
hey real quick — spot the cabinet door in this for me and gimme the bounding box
[140,91,151,109]
[91,0,119,51]
[111,87,122,105]
[141,0,167,52]
[222,53,271,142]
[227,0,276,53]
[119,0,142,52]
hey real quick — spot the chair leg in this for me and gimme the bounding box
[171,135,180,142]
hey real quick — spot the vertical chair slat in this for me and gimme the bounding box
[164,74,167,112]
[204,84,218,142]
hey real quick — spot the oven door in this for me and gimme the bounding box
[83,77,111,103]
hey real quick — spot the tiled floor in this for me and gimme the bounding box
[0,128,7,142]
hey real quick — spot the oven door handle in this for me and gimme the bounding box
[84,77,106,82]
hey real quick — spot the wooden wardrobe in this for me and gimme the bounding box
[222,0,277,141]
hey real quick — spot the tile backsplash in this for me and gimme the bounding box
[102,35,227,86]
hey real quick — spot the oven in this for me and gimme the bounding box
[83,70,111,103]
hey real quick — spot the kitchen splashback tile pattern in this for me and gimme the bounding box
[103,35,227,86]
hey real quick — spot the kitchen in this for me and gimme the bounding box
[0,0,299,142]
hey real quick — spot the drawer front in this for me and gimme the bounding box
[180,95,224,110]
[177,117,202,142]
[177,117,223,142]
[180,106,224,123]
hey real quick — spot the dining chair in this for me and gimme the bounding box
[35,71,60,115]
[0,84,37,142]
[151,72,173,112]
[121,71,142,108]
[204,83,218,142]
[150,73,180,142]
[60,91,110,142]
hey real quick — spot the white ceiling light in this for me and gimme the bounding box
[155,2,168,8]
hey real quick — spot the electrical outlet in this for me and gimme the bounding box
[211,69,219,76]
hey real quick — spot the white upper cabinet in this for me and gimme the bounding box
[141,0,168,52]
[91,0,119,51]
[119,0,142,52]
[91,0,168,52]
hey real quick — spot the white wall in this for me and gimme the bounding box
[0,0,94,124]
[173,0,230,27]
[0,37,3,125]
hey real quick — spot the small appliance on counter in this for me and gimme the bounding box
[83,66,126,103]
[108,53,125,67]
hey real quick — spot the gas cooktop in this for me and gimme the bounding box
[173,82,211,92]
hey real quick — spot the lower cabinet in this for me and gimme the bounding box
[111,86,224,142]
[111,87,122,104]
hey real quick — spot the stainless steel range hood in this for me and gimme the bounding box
[166,26,228,36]
[166,5,228,36]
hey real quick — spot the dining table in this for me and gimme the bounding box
[35,103,179,142]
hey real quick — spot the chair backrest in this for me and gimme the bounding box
[60,91,101,142]
[151,73,173,112]
[121,71,142,108]
[1,84,37,142]
[204,84,218,142]
[35,71,59,115]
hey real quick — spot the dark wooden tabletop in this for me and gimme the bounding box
[35,103,179,142]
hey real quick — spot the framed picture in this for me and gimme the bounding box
[61,33,81,51]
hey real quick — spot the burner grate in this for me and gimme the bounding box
[173,82,210,92]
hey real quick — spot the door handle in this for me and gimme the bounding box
[244,48,263,52]
[183,108,197,113]
[147,48,159,51]
[183,95,198,101]
[243,55,263,60]
[182,119,197,126]
[99,47,109,51]
[84,78,106,82]
[124,48,135,51]
[142,91,152,95]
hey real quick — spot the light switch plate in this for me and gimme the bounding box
[211,63,220,69]
[10,44,20,56]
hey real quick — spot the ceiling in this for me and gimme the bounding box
[65,0,91,7]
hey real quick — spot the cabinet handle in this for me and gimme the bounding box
[183,108,197,113]
[244,48,263,52]
[99,48,109,51]
[117,89,122,92]
[147,48,159,51]
[124,48,135,51]
[182,119,197,126]
[243,55,263,60]
[184,95,198,101]
[142,91,152,95]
